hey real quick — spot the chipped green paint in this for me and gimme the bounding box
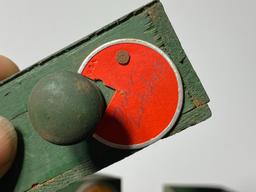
[0,1,211,191]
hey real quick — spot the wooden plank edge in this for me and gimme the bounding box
[147,2,210,106]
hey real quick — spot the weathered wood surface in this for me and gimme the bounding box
[0,1,211,191]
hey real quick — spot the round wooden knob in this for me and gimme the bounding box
[28,71,106,145]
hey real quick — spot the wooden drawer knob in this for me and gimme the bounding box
[28,71,106,145]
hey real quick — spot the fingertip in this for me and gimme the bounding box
[0,55,20,81]
[0,116,18,178]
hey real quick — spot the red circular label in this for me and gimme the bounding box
[79,39,183,149]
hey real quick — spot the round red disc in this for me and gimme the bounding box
[78,39,183,149]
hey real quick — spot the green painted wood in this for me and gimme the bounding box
[0,1,211,191]
[56,175,121,192]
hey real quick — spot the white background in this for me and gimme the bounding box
[0,0,255,191]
